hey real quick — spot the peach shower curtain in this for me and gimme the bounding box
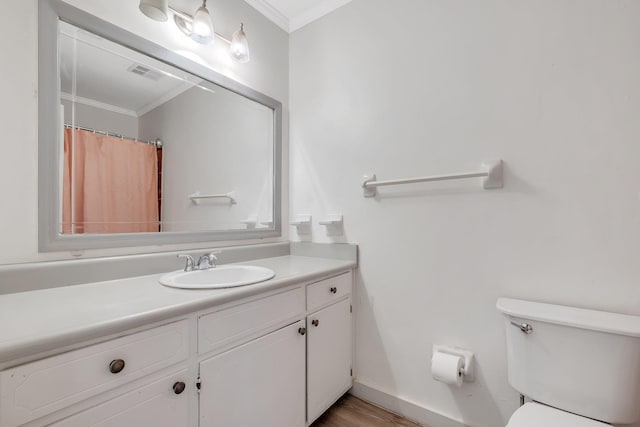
[62,128,159,234]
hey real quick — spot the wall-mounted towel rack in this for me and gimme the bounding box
[362,159,503,197]
[190,191,237,205]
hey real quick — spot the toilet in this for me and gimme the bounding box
[497,298,640,426]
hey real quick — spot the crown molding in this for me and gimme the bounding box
[243,0,353,34]
[289,0,353,32]
[243,0,290,32]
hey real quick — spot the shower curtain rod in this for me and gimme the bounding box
[64,123,162,147]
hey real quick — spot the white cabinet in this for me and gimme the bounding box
[306,272,352,312]
[0,270,353,427]
[49,370,190,427]
[198,287,304,356]
[307,298,353,424]
[0,320,188,427]
[199,321,306,427]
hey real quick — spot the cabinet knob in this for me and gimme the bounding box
[330,287,337,294]
[311,319,319,327]
[109,359,125,374]
[173,381,186,395]
[298,327,306,336]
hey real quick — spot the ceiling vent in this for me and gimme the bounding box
[127,64,164,81]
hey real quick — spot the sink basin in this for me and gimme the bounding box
[159,265,275,289]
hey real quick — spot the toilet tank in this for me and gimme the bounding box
[497,298,640,425]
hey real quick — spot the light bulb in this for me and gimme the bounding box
[230,23,250,63]
[191,0,214,44]
[139,0,168,22]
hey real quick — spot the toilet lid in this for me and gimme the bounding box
[507,403,609,427]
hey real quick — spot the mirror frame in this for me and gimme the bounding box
[38,0,282,252]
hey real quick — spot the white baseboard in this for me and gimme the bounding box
[349,380,468,427]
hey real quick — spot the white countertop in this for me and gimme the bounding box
[0,255,355,365]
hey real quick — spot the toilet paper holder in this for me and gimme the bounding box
[433,345,475,382]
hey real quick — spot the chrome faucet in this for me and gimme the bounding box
[177,252,219,271]
[196,252,218,270]
[177,254,196,272]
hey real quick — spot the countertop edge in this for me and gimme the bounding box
[0,258,355,365]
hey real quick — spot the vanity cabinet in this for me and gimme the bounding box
[305,273,353,424]
[48,370,190,427]
[307,298,353,424]
[199,321,306,427]
[0,320,189,427]
[0,270,353,427]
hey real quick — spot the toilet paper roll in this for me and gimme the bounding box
[432,351,464,387]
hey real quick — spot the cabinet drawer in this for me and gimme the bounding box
[49,370,189,427]
[306,272,352,312]
[198,287,304,355]
[0,320,188,427]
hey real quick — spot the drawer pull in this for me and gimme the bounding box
[330,287,337,294]
[173,381,186,395]
[298,327,306,336]
[109,359,125,374]
[311,319,319,327]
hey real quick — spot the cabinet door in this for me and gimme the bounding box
[307,298,352,423]
[49,370,189,427]
[0,320,188,427]
[199,321,305,427]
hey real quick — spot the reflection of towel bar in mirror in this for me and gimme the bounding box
[362,159,503,197]
[189,191,237,205]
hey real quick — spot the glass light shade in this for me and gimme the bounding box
[230,24,250,63]
[139,0,168,22]
[191,2,215,44]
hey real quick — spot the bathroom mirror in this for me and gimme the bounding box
[39,0,282,251]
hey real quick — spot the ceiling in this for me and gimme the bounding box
[242,0,353,33]
[161,0,353,34]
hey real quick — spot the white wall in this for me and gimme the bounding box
[289,1,640,426]
[0,0,288,264]
[139,85,273,231]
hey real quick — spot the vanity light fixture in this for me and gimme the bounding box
[139,0,251,63]
[139,0,168,22]
[188,0,214,44]
[230,23,250,63]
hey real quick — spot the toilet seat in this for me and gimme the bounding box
[507,402,610,427]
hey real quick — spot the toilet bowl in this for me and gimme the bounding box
[507,402,609,427]
[497,298,640,426]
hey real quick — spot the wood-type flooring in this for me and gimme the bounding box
[311,394,424,427]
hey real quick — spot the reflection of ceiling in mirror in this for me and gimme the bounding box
[59,22,212,117]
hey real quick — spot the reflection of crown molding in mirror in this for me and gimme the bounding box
[38,0,282,251]
[60,92,138,118]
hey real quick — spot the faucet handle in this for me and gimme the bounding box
[177,254,195,272]
[197,252,219,270]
